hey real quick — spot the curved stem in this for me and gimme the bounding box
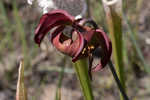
[108,60,129,100]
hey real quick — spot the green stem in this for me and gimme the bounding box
[74,59,94,100]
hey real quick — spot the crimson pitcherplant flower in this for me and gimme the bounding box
[34,9,112,73]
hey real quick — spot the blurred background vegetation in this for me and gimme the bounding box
[0,0,150,100]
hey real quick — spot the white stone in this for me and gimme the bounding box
[27,0,56,14]
[27,0,34,5]
[145,38,150,45]
[38,0,56,14]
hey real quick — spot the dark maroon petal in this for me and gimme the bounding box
[34,14,49,46]
[51,27,85,60]
[96,29,112,52]
[50,26,65,43]
[83,29,95,42]
[34,9,74,46]
[92,29,112,71]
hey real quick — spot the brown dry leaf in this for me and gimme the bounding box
[16,60,27,100]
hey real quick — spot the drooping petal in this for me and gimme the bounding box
[92,29,112,71]
[34,9,75,45]
[75,27,112,71]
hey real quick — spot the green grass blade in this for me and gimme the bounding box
[55,57,66,100]
[55,88,61,100]
[74,59,94,100]
[123,14,150,74]
[0,1,13,52]
[13,1,29,67]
